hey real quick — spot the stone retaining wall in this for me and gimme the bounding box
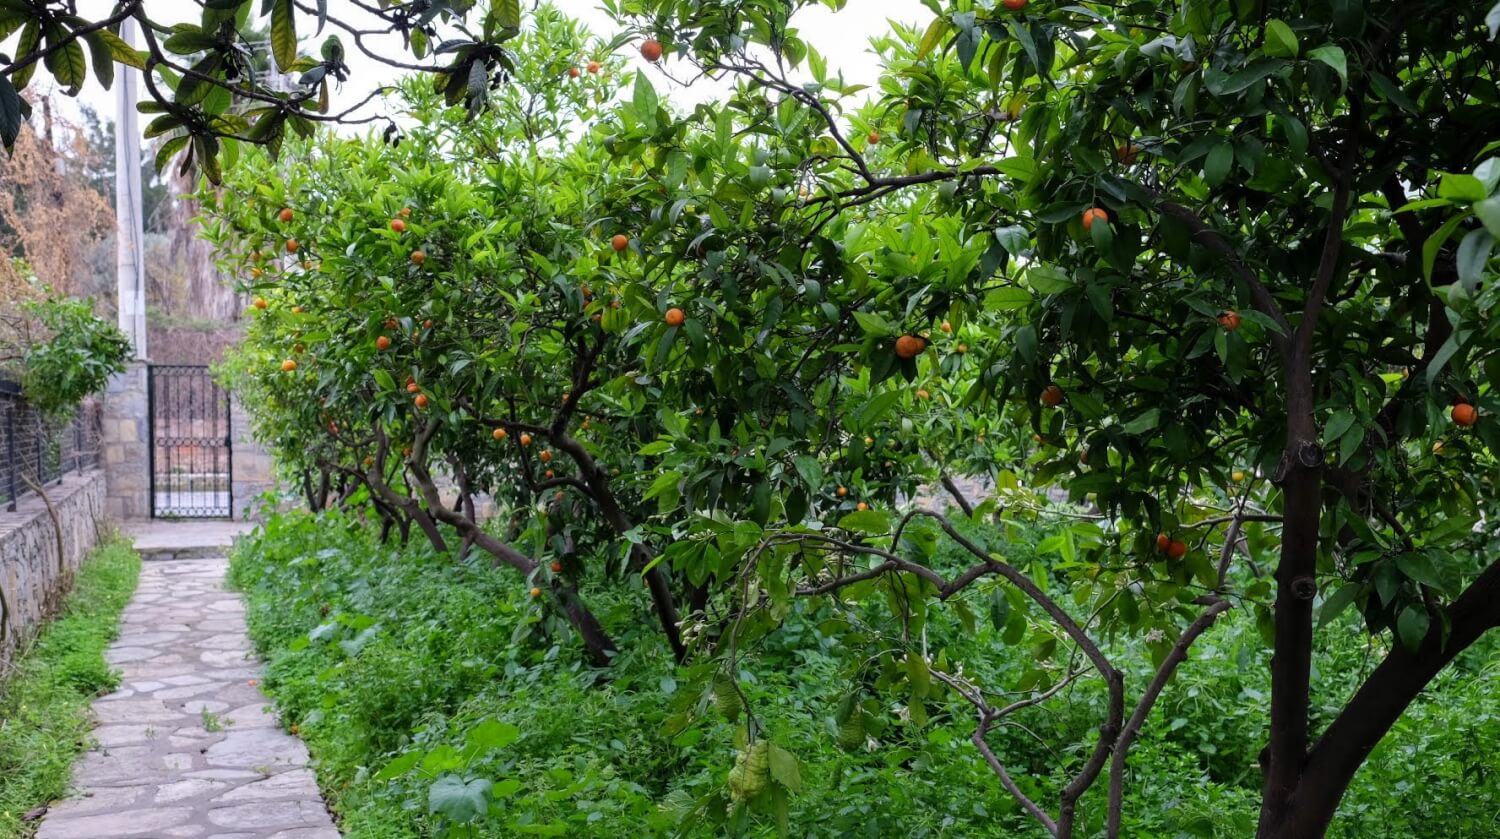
[0,470,108,670]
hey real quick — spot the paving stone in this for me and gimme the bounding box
[206,800,330,829]
[38,556,339,839]
[36,805,196,837]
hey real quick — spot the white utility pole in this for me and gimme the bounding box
[114,17,148,360]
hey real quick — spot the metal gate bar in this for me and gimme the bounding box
[149,365,232,518]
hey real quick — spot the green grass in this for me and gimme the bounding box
[231,511,1500,838]
[0,534,141,837]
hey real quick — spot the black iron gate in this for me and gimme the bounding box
[149,365,232,518]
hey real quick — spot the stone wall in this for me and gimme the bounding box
[230,394,276,520]
[0,470,107,670]
[102,362,150,522]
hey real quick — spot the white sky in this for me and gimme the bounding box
[39,0,932,129]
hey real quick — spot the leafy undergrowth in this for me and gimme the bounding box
[0,533,141,836]
[232,511,1500,838]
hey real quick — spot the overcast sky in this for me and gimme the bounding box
[43,0,932,129]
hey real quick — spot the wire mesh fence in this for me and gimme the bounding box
[0,379,103,512]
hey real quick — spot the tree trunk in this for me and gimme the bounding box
[1258,557,1500,837]
[1258,364,1323,837]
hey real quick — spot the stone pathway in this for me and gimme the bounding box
[37,557,338,839]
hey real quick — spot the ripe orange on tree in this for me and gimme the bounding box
[1219,310,1242,331]
[414,393,429,408]
[390,218,407,233]
[640,39,663,62]
[407,381,420,393]
[280,359,297,372]
[410,250,426,265]
[940,320,952,333]
[384,318,399,329]
[957,343,969,354]
[529,586,542,598]
[1003,0,1027,9]
[540,450,553,462]
[519,433,533,446]
[916,388,931,399]
[422,318,433,329]
[587,60,600,74]
[1453,403,1479,427]
[493,427,508,441]
[856,502,870,512]
[611,233,630,252]
[894,334,926,359]
[665,307,686,327]
[1167,539,1188,560]
[544,469,555,479]
[285,238,299,253]
[399,206,412,218]
[1116,144,1140,165]
[550,560,564,572]
[1082,207,1109,231]
[836,486,848,497]
[867,130,880,145]
[1156,533,1171,552]
[1040,384,1064,407]
[568,66,580,78]
[376,335,392,350]
[278,207,294,223]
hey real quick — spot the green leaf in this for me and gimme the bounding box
[270,0,297,72]
[1423,213,1468,280]
[44,27,88,95]
[83,31,114,91]
[11,22,41,89]
[915,16,950,60]
[1318,583,1361,629]
[837,509,890,535]
[493,0,521,40]
[428,774,491,823]
[371,750,422,782]
[1473,194,1500,240]
[1396,606,1430,652]
[767,743,801,793]
[0,77,22,152]
[1322,409,1357,445]
[1307,45,1347,85]
[1264,19,1300,58]
[984,287,1033,310]
[994,224,1029,255]
[154,135,190,173]
[465,719,519,751]
[371,368,396,392]
[90,26,146,70]
[1438,173,1488,203]
[632,72,659,124]
[1426,333,1460,385]
[1456,228,1495,291]
[1396,553,1447,592]
[1203,142,1233,187]
[1123,408,1161,435]
[987,587,1010,631]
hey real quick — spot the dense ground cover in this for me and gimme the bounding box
[233,511,1500,838]
[0,535,140,836]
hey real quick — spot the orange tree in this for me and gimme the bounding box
[205,8,976,672]
[603,0,1500,837]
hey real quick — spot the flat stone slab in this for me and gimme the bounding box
[37,557,339,839]
[122,521,257,561]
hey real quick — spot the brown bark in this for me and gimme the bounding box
[1260,558,1500,837]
